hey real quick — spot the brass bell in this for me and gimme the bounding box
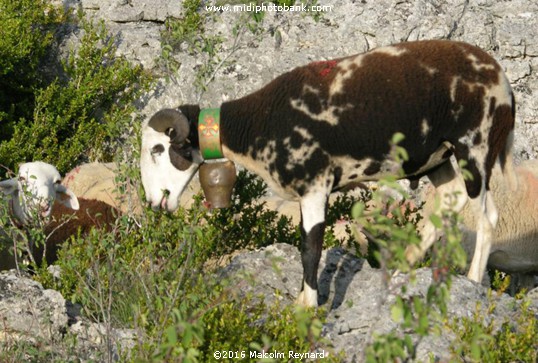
[199,161,237,209]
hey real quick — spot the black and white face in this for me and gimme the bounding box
[140,109,203,212]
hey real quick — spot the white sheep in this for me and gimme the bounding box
[1,161,79,225]
[1,162,118,269]
[423,159,538,290]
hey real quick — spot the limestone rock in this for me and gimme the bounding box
[65,0,537,161]
[0,270,136,361]
[222,243,538,362]
[0,271,68,343]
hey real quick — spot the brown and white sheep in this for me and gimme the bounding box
[1,162,119,269]
[140,40,517,307]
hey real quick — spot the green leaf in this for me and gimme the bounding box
[165,326,178,345]
[429,214,443,228]
[391,302,404,323]
[392,132,406,145]
[351,202,365,219]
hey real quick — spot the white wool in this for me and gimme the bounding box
[0,162,79,224]
[423,159,538,289]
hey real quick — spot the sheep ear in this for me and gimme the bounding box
[0,178,19,195]
[55,184,80,210]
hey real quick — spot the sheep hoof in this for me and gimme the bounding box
[295,287,318,307]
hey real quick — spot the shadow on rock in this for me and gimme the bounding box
[318,248,364,309]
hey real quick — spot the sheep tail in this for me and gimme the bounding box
[499,93,518,191]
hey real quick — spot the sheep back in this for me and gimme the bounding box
[63,162,142,214]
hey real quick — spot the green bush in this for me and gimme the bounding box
[0,0,64,143]
[199,170,300,254]
[450,291,538,362]
[0,9,150,175]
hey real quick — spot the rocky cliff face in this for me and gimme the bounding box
[222,243,538,362]
[64,0,538,159]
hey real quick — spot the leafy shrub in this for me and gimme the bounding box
[159,0,224,90]
[324,191,367,253]
[450,291,538,362]
[0,0,64,143]
[0,11,150,175]
[161,0,204,52]
[199,170,300,254]
[199,298,338,363]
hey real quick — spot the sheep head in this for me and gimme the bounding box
[0,161,79,225]
[140,108,203,212]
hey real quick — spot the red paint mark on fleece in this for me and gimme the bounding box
[63,166,81,187]
[311,60,338,77]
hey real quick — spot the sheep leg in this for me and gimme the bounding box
[466,189,497,282]
[296,191,328,307]
[406,161,468,265]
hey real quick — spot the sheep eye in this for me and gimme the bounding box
[151,144,165,156]
[54,180,61,185]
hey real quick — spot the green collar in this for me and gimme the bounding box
[198,108,224,159]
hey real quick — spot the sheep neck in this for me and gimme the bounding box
[198,108,224,159]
